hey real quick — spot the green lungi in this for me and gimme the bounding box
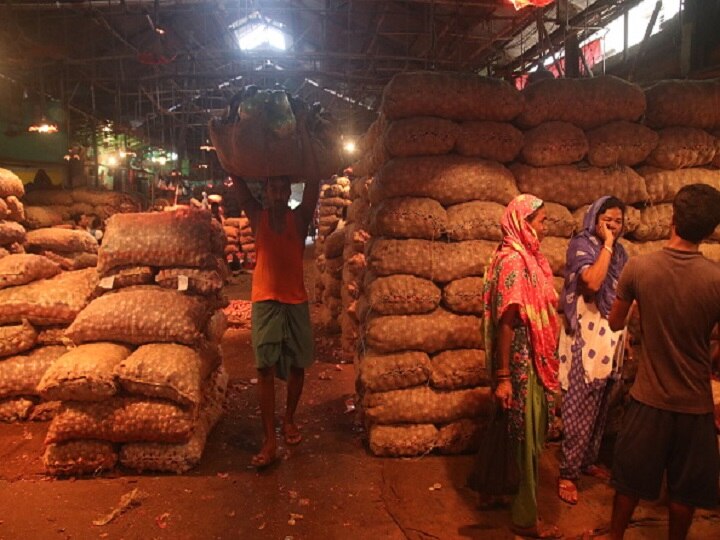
[251,301,314,380]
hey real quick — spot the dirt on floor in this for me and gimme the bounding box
[0,247,718,540]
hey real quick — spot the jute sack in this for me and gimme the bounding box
[0,345,67,399]
[430,349,488,390]
[0,168,24,199]
[322,273,342,298]
[630,204,673,241]
[45,397,197,444]
[43,440,118,476]
[365,274,441,315]
[636,167,720,203]
[22,189,73,207]
[5,196,24,222]
[540,236,569,276]
[586,121,659,167]
[544,203,576,238]
[368,424,438,457]
[96,266,155,291]
[155,268,223,295]
[367,238,496,283]
[517,76,645,129]
[368,197,447,240]
[41,250,98,271]
[644,79,720,130]
[645,127,717,169]
[382,117,459,157]
[25,228,98,254]
[119,366,228,473]
[625,241,720,263]
[511,163,649,209]
[371,156,519,206]
[445,201,503,241]
[442,277,485,315]
[324,228,346,259]
[363,386,492,424]
[358,351,432,392]
[0,254,61,290]
[521,121,588,166]
[0,397,35,423]
[66,286,210,346]
[0,268,97,326]
[37,343,132,402]
[436,418,484,454]
[0,220,26,245]
[365,308,483,354]
[0,319,37,358]
[0,198,7,219]
[37,326,69,346]
[98,210,216,274]
[380,71,524,121]
[455,121,523,162]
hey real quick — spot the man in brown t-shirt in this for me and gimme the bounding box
[605,184,720,540]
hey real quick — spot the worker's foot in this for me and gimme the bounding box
[511,520,562,539]
[476,493,511,510]
[281,423,303,446]
[251,441,278,468]
[581,464,611,482]
[558,478,578,505]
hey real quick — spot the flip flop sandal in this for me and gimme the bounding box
[558,478,578,505]
[281,426,303,446]
[510,522,562,539]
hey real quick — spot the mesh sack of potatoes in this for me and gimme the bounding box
[98,210,216,274]
[442,277,485,315]
[0,198,6,219]
[626,241,720,262]
[205,311,228,345]
[644,79,720,130]
[713,130,720,167]
[319,215,340,229]
[436,418,484,454]
[347,229,371,254]
[0,254,61,290]
[380,71,524,121]
[511,163,649,209]
[645,127,717,169]
[319,204,343,217]
[636,167,720,203]
[543,203,576,238]
[371,156,519,206]
[322,184,347,198]
[5,196,24,222]
[366,308,483,354]
[630,204,673,241]
[445,201,503,241]
[359,351,431,392]
[41,250,98,271]
[25,228,98,254]
[0,268,97,325]
[368,424,438,457]
[0,397,35,422]
[430,349,487,390]
[324,228,347,259]
[572,205,640,236]
[586,121,659,167]
[382,117,459,157]
[37,326,69,346]
[318,305,340,333]
[540,237,569,276]
[96,266,155,291]
[23,189,73,207]
[367,238,496,283]
[37,343,132,402]
[0,319,37,358]
[517,76,646,129]
[322,273,342,297]
[155,268,223,295]
[369,197,447,240]
[455,121,523,162]
[366,274,441,315]
[0,220,26,245]
[0,168,24,199]
[66,286,210,346]
[347,198,370,225]
[71,187,139,208]
[364,385,492,424]
[325,254,344,276]
[45,397,197,444]
[43,440,118,476]
[521,121,589,166]
[0,345,67,399]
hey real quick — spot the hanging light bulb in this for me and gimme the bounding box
[28,116,59,134]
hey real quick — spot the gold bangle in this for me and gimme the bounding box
[603,245,613,255]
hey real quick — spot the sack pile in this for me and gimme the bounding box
[42,208,228,476]
[24,227,99,271]
[225,213,256,265]
[22,187,141,229]
[0,168,28,259]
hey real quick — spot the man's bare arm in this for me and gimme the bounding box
[297,177,321,229]
[608,298,633,332]
[229,176,261,232]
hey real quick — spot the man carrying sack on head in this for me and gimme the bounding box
[231,173,321,468]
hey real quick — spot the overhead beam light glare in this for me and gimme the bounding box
[343,140,356,154]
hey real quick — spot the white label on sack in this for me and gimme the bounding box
[178,275,189,291]
[99,276,115,289]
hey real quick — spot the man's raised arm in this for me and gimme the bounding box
[229,175,261,233]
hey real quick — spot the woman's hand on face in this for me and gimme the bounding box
[599,220,614,247]
[494,380,513,410]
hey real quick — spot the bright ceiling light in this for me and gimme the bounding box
[106,155,118,167]
[238,24,286,51]
[28,121,59,134]
[343,140,356,154]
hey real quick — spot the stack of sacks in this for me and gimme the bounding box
[356,71,526,456]
[22,187,141,229]
[0,254,97,422]
[24,228,99,270]
[340,177,372,365]
[222,221,241,261]
[0,168,27,258]
[314,177,351,301]
[226,213,255,265]
[40,209,228,476]
[317,223,346,334]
